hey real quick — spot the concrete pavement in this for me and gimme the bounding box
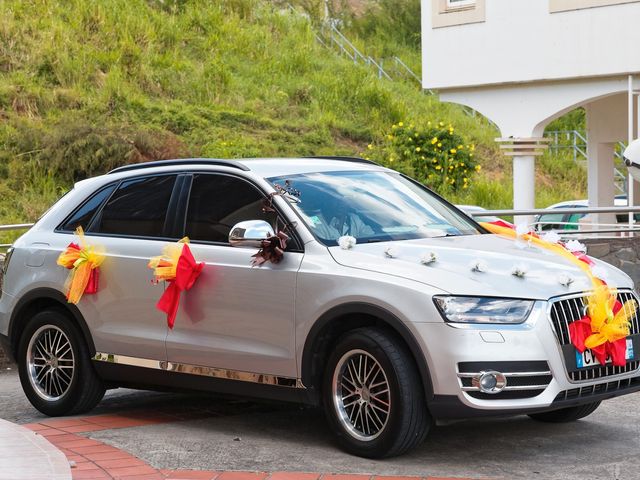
[2,370,640,479]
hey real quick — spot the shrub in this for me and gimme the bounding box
[367,121,479,193]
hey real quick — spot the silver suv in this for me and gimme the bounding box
[1,157,639,458]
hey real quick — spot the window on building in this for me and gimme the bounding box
[184,174,276,244]
[446,0,476,9]
[550,0,640,13]
[433,0,485,28]
[91,175,177,238]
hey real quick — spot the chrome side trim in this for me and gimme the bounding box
[461,385,549,392]
[457,371,552,378]
[93,352,305,389]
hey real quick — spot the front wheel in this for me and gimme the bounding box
[528,401,601,423]
[322,327,431,458]
[18,309,105,416]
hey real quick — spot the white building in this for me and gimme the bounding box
[421,0,640,223]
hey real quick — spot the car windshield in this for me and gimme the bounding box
[268,170,480,246]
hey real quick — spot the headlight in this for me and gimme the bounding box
[433,296,534,324]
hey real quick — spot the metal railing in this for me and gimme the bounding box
[544,130,628,193]
[0,223,34,249]
[468,206,640,237]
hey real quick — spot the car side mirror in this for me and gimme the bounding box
[229,220,274,248]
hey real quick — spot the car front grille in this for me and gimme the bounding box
[554,375,640,402]
[549,290,640,381]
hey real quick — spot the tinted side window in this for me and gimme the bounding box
[92,175,176,237]
[185,174,275,243]
[59,184,116,232]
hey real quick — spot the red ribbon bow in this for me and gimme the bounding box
[155,243,204,329]
[569,300,627,367]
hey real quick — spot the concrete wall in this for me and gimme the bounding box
[422,0,640,90]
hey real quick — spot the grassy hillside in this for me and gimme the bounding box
[0,0,585,242]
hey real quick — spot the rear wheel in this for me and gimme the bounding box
[528,401,601,423]
[18,309,105,416]
[322,327,430,458]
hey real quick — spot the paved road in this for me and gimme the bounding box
[2,369,640,479]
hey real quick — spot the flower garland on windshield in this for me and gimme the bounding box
[481,221,637,366]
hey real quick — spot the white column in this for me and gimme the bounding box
[513,155,535,212]
[496,137,550,226]
[586,141,616,228]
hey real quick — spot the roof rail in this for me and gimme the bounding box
[108,158,250,174]
[306,156,379,165]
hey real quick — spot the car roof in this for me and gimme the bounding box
[106,157,389,179]
[545,198,628,210]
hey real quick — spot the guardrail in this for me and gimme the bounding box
[0,223,34,249]
[468,206,640,237]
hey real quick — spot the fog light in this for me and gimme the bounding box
[472,370,507,394]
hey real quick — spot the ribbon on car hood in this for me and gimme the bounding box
[481,221,636,367]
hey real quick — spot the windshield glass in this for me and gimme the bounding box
[268,170,479,246]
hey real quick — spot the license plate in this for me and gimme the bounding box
[575,338,634,368]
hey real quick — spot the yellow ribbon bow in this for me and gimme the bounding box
[56,227,105,304]
[148,237,189,281]
[480,221,636,350]
[584,285,636,349]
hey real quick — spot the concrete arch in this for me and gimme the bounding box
[440,75,635,138]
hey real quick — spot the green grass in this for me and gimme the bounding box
[0,0,586,244]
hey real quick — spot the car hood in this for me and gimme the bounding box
[328,234,633,300]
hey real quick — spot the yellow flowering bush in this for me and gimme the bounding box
[366,121,479,193]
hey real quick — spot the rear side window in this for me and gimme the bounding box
[59,184,116,232]
[185,174,275,243]
[91,175,177,238]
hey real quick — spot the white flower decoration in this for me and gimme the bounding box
[420,252,438,265]
[384,246,398,258]
[512,264,528,278]
[470,259,488,273]
[557,273,574,287]
[565,240,586,253]
[515,223,530,236]
[338,235,356,250]
[541,231,561,244]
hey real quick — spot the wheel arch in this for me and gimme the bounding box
[8,288,96,360]
[300,302,434,405]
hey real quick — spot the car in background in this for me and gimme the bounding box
[455,205,502,224]
[534,196,640,232]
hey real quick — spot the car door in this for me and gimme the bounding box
[165,173,303,379]
[81,174,183,361]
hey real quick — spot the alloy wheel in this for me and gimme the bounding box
[332,349,391,441]
[26,325,75,401]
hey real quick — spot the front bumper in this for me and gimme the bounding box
[416,298,640,419]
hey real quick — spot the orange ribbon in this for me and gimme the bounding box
[481,221,635,366]
[56,227,104,304]
[148,238,204,329]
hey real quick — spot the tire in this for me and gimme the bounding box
[17,308,105,416]
[528,401,601,423]
[322,327,431,458]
